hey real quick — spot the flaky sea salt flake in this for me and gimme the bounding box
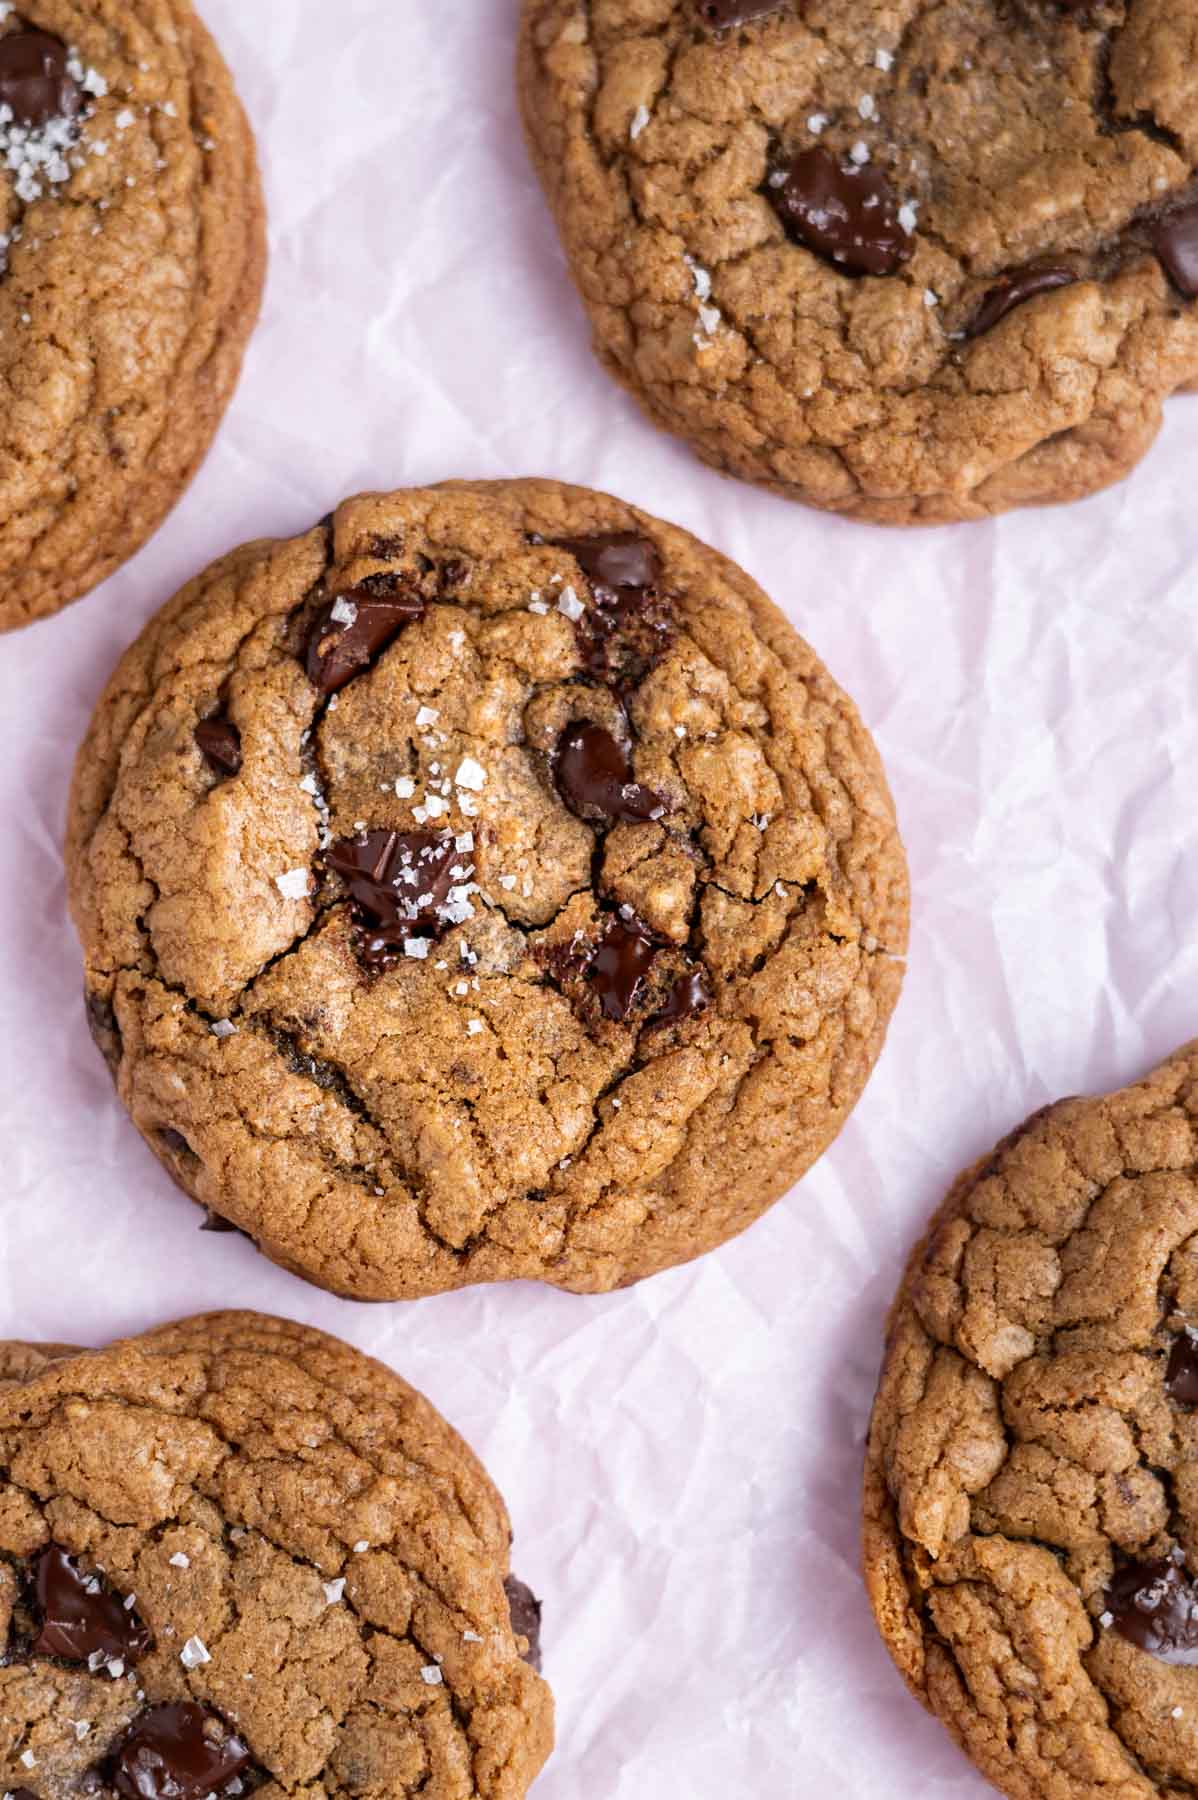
[180,1637,210,1669]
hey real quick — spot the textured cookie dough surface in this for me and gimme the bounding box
[0,2,265,632]
[518,0,1198,524]
[0,1312,553,1800]
[66,477,907,1301]
[864,1043,1198,1800]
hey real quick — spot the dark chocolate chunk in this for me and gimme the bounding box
[194,716,242,778]
[697,0,785,22]
[328,829,473,967]
[304,587,424,696]
[769,147,913,278]
[653,966,713,1026]
[504,1575,544,1674]
[1167,1331,1198,1406]
[549,532,672,688]
[554,722,666,826]
[1104,1557,1198,1664]
[967,265,1077,338]
[111,1703,252,1800]
[587,918,659,1022]
[1151,203,1198,299]
[32,1546,152,1664]
[11,1789,39,1800]
[0,29,82,127]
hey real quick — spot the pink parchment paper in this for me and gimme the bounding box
[2,3,1197,1793]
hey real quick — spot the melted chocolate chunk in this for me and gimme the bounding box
[1151,203,1198,299]
[32,1546,152,1664]
[305,586,424,696]
[652,966,713,1026]
[549,532,672,688]
[11,1789,39,1800]
[328,829,473,967]
[770,148,913,278]
[967,265,1077,338]
[85,990,122,1075]
[0,29,82,127]
[194,717,242,778]
[698,0,785,21]
[587,918,659,1022]
[1167,1330,1198,1405]
[111,1704,252,1800]
[1105,1558,1198,1665]
[554,722,666,826]
[504,1575,544,1674]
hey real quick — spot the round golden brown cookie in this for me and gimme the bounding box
[518,0,1198,525]
[863,1043,1198,1800]
[0,2,265,632]
[65,477,908,1301]
[0,1312,554,1800]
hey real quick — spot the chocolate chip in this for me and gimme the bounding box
[110,1704,252,1800]
[328,829,473,967]
[159,1128,192,1157]
[967,265,1077,338]
[549,532,672,689]
[587,918,659,1022]
[194,717,242,778]
[304,587,424,696]
[1104,1558,1198,1664]
[652,966,713,1026]
[554,722,666,826]
[1151,203,1198,299]
[11,1789,39,1800]
[1166,1331,1198,1405]
[769,148,913,278]
[0,29,81,128]
[32,1546,152,1664]
[697,0,786,21]
[504,1575,544,1674]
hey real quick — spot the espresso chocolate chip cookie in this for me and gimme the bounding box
[0,1312,553,1800]
[66,478,907,1301]
[0,3,265,632]
[864,1043,1198,1800]
[519,0,1198,524]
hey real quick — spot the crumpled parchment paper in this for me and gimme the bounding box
[2,2,1197,1793]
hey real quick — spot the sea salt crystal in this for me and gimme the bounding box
[106,1659,124,1679]
[924,289,939,308]
[898,201,919,234]
[423,795,447,818]
[420,1665,443,1686]
[416,706,439,728]
[180,1637,210,1669]
[353,1540,370,1554]
[875,48,894,70]
[528,597,549,614]
[169,1552,191,1569]
[499,875,517,891]
[20,1752,36,1769]
[115,108,136,130]
[630,104,650,140]
[330,596,358,626]
[323,1579,346,1606]
[850,141,870,165]
[684,254,712,302]
[858,95,876,120]
[557,587,585,622]
[697,303,721,336]
[395,775,416,798]
[467,1020,484,1036]
[276,868,310,900]
[210,1020,236,1039]
[463,1630,482,1644]
[455,832,474,853]
[404,939,430,960]
[74,1721,91,1741]
[456,757,486,791]
[807,113,828,134]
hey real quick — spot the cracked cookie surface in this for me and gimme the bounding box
[518,0,1198,524]
[864,1042,1198,1800]
[65,477,908,1301]
[0,1311,553,1800]
[0,2,265,632]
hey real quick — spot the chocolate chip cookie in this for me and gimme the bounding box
[66,477,908,1301]
[518,0,1198,524]
[0,1312,553,1800]
[864,1043,1198,1799]
[0,3,265,632]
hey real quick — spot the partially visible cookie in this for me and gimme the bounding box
[0,3,265,631]
[864,1044,1198,1800]
[66,477,907,1300]
[0,1312,554,1800]
[519,0,1198,523]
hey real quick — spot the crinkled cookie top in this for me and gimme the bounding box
[67,478,906,1300]
[519,0,1198,521]
[865,1043,1198,1800]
